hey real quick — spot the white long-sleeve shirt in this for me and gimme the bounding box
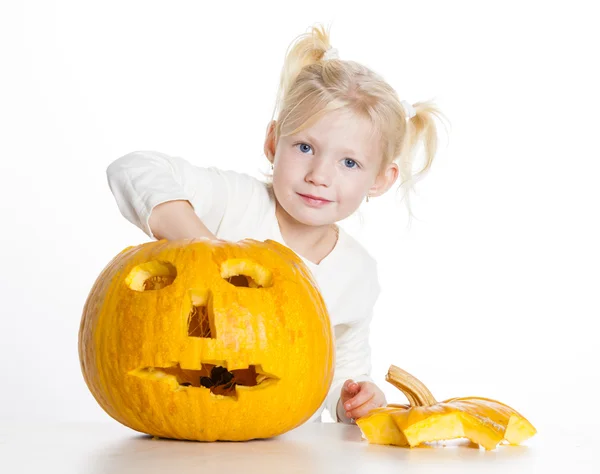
[106,151,381,423]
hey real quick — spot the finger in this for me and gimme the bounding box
[342,379,359,396]
[346,396,379,419]
[343,387,373,412]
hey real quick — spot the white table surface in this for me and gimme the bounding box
[0,420,597,473]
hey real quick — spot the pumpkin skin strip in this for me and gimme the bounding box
[390,404,505,450]
[357,365,537,450]
[357,407,409,446]
[445,397,537,445]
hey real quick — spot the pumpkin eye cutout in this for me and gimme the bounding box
[125,261,177,291]
[220,259,273,288]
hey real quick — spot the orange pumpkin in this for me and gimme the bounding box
[79,238,335,441]
[357,365,537,450]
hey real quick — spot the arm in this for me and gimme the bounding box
[106,151,228,239]
[148,200,215,240]
[324,260,382,424]
[325,315,376,424]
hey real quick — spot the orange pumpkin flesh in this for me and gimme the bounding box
[357,366,537,450]
[79,238,335,441]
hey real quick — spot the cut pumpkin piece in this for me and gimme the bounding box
[445,397,537,445]
[357,407,409,446]
[356,365,537,450]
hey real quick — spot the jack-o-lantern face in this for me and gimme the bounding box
[79,239,335,441]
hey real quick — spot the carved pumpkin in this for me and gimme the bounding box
[79,238,335,441]
[357,365,537,450]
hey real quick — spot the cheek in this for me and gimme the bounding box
[274,154,304,187]
[272,168,295,204]
[339,174,372,199]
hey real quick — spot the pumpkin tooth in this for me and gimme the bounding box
[255,374,268,384]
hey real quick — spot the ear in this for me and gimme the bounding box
[263,120,277,163]
[368,162,399,197]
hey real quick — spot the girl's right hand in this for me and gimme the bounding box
[149,200,217,241]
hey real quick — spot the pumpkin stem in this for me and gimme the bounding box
[385,365,438,407]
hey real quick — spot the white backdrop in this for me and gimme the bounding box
[1,0,598,437]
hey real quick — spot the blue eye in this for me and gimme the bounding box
[296,143,313,154]
[344,158,358,169]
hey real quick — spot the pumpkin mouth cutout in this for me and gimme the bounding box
[130,363,279,399]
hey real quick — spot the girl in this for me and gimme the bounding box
[107,24,447,424]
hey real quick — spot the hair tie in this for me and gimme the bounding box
[400,100,416,119]
[322,47,339,61]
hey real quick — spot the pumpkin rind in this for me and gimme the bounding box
[357,365,537,450]
[445,397,537,445]
[79,238,335,441]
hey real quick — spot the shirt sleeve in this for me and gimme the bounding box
[323,261,381,422]
[106,150,258,239]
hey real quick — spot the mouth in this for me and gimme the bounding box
[298,193,333,208]
[131,363,279,399]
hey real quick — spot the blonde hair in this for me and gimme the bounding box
[266,23,450,224]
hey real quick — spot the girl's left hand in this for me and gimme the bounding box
[340,380,387,421]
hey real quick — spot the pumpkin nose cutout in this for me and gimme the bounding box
[187,289,215,339]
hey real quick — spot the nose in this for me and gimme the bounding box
[305,157,334,187]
